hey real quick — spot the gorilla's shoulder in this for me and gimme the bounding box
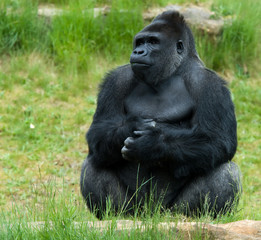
[187,64,227,88]
[204,68,227,84]
[98,64,134,97]
[113,64,133,77]
[100,64,133,86]
[184,64,229,101]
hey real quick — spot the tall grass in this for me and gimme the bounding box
[196,0,261,73]
[49,0,144,71]
[0,0,260,73]
[0,178,239,239]
[0,0,49,54]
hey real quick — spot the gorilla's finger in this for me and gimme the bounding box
[121,146,128,154]
[143,118,154,123]
[124,137,135,147]
[147,120,156,127]
[133,130,148,136]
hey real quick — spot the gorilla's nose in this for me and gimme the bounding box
[133,47,148,56]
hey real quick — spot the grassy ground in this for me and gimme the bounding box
[0,0,260,238]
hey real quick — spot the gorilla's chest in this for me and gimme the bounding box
[124,77,194,122]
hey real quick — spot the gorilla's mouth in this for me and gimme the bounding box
[131,62,151,67]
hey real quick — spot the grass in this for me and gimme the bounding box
[195,0,261,71]
[0,0,261,238]
[49,1,144,71]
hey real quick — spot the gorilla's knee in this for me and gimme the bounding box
[174,161,242,217]
[213,161,242,213]
[80,157,131,218]
[80,158,93,201]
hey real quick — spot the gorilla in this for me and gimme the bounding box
[80,11,242,218]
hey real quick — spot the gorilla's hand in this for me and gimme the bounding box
[121,119,163,163]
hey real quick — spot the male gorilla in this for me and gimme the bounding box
[80,11,241,218]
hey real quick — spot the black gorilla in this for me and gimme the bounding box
[80,11,241,218]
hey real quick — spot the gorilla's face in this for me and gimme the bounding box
[130,21,185,86]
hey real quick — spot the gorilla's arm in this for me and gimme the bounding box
[168,75,237,176]
[122,72,237,177]
[87,65,138,168]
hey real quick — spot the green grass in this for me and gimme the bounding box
[0,0,261,238]
[0,0,49,54]
[49,1,144,71]
[195,0,261,71]
[0,176,241,239]
[1,0,260,72]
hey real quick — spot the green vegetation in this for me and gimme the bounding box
[0,0,260,238]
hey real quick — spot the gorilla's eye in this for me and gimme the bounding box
[148,37,159,45]
[136,39,144,46]
[177,40,184,54]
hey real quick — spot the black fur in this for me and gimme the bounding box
[80,11,242,219]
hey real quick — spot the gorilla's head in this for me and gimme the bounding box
[130,11,197,86]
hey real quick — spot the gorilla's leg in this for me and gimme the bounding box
[80,158,151,218]
[174,161,242,216]
[80,157,130,218]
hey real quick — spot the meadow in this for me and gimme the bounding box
[0,0,260,239]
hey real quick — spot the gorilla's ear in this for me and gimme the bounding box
[177,40,184,54]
